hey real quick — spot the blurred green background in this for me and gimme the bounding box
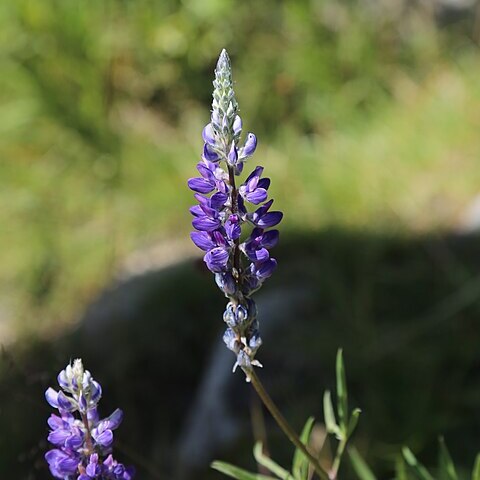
[2,0,480,478]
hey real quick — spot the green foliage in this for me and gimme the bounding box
[398,439,479,480]
[472,454,480,480]
[323,391,340,438]
[291,417,315,480]
[212,418,318,480]
[438,437,458,480]
[348,447,377,480]
[402,447,434,480]
[336,349,348,430]
[254,443,294,480]
[213,349,362,479]
[214,351,480,480]
[323,350,361,446]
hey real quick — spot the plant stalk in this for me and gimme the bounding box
[246,368,329,480]
[329,437,347,480]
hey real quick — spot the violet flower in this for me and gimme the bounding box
[188,49,283,376]
[45,359,135,479]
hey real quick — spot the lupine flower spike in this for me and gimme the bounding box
[45,359,135,479]
[188,49,283,378]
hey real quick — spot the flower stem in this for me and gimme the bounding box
[329,437,347,480]
[245,368,329,480]
[81,412,94,455]
[227,164,241,279]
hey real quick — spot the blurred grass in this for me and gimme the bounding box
[1,0,480,338]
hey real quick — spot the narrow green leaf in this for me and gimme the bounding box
[323,390,340,437]
[347,408,362,437]
[211,461,276,480]
[472,453,480,480]
[292,417,316,480]
[438,437,458,480]
[336,349,348,430]
[395,456,408,480]
[253,443,294,480]
[402,447,434,480]
[348,446,377,480]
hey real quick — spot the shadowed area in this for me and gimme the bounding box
[1,229,480,479]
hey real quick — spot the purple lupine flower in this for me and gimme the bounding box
[45,359,135,479]
[187,49,283,377]
[248,199,283,228]
[239,166,270,205]
[240,133,257,159]
[242,228,279,262]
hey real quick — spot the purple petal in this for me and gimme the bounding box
[199,203,219,218]
[45,449,64,465]
[105,408,123,430]
[189,205,204,217]
[45,449,79,476]
[249,227,264,240]
[225,218,242,240]
[45,388,59,408]
[210,192,228,210]
[87,407,99,424]
[257,177,270,190]
[86,465,98,477]
[190,231,216,251]
[228,142,238,165]
[217,180,228,194]
[255,199,273,216]
[234,161,244,175]
[242,133,257,157]
[65,431,84,450]
[233,115,242,135]
[194,193,210,207]
[90,380,102,403]
[48,429,71,446]
[202,123,216,145]
[204,247,230,272]
[255,258,277,279]
[57,392,76,412]
[196,162,214,179]
[58,456,80,474]
[261,230,279,248]
[248,247,269,262]
[245,166,264,185]
[257,211,283,228]
[246,188,268,205]
[93,428,113,447]
[187,177,214,194]
[203,143,219,162]
[247,175,259,192]
[212,230,227,246]
[79,393,87,412]
[47,414,64,430]
[237,194,247,215]
[215,272,237,296]
[103,454,114,469]
[57,370,69,390]
[192,216,221,231]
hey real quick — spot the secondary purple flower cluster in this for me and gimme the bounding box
[188,50,282,374]
[45,359,135,479]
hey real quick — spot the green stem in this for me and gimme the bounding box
[329,437,347,480]
[81,412,94,455]
[246,368,329,480]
